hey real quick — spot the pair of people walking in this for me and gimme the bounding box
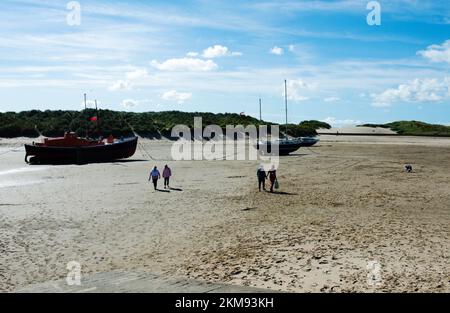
[257,165,277,192]
[149,164,172,190]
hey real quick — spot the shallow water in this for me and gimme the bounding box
[0,179,45,188]
[0,166,48,176]
[0,164,50,189]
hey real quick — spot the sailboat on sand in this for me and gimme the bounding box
[257,80,317,156]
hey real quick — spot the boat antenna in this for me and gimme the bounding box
[84,93,88,138]
[95,99,100,137]
[284,79,288,139]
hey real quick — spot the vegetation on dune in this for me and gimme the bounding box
[281,120,332,137]
[283,124,318,137]
[0,110,323,138]
[361,121,450,136]
[1,111,447,138]
[299,120,332,130]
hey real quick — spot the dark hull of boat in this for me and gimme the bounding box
[299,142,317,147]
[25,137,138,164]
[299,138,319,147]
[257,142,302,156]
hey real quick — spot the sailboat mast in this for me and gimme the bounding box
[259,98,262,122]
[284,79,288,139]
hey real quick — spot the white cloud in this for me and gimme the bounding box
[322,117,362,127]
[372,77,450,107]
[160,90,192,104]
[270,46,284,55]
[202,45,242,58]
[81,99,101,108]
[151,58,218,71]
[125,68,149,80]
[109,80,131,91]
[284,79,316,101]
[288,44,295,52]
[121,99,138,108]
[186,51,199,57]
[109,68,149,91]
[324,96,340,102]
[417,40,450,64]
[121,98,153,109]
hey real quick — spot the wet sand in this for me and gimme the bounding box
[0,136,449,292]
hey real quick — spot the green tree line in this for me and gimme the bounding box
[0,110,328,138]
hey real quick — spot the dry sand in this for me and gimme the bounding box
[0,136,449,292]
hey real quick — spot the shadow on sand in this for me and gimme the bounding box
[153,187,182,193]
[284,153,309,157]
[29,159,149,166]
[266,191,298,195]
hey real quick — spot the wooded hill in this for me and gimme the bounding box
[0,110,330,138]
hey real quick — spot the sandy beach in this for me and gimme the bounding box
[0,136,449,292]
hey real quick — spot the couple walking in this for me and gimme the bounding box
[257,165,278,192]
[149,164,172,190]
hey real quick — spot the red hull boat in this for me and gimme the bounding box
[25,132,138,164]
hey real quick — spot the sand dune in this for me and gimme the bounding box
[318,126,397,135]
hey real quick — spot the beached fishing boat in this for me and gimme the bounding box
[25,132,138,164]
[24,94,138,164]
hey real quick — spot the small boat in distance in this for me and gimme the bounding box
[257,136,319,156]
[24,94,138,164]
[25,133,138,164]
[257,138,303,156]
[256,80,304,156]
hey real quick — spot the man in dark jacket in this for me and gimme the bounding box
[257,165,267,191]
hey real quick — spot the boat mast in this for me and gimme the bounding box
[259,98,262,122]
[95,99,100,137]
[84,93,88,138]
[284,79,288,139]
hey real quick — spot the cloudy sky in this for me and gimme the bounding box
[0,0,449,126]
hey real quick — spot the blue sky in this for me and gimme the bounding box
[0,0,449,126]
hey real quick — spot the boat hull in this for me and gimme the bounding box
[299,137,319,147]
[257,142,302,156]
[25,137,138,164]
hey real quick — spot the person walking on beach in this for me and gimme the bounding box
[267,165,277,193]
[149,166,161,190]
[257,165,267,191]
[162,164,172,189]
